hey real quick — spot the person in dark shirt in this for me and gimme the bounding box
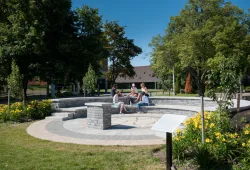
[110,84,117,97]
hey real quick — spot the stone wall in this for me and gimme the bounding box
[52,96,217,109]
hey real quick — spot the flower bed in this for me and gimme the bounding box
[0,100,52,122]
[173,111,250,169]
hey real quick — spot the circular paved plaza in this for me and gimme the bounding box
[27,114,166,146]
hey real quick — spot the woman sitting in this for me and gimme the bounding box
[135,83,149,102]
[129,83,138,97]
[137,91,149,113]
[113,90,127,114]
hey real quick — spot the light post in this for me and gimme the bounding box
[172,67,175,95]
[7,86,10,114]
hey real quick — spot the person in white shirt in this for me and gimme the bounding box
[113,90,127,114]
[129,83,138,97]
[135,83,149,102]
[137,91,149,113]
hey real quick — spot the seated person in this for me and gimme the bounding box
[135,83,149,102]
[128,83,138,97]
[137,91,149,113]
[113,90,127,114]
[118,89,124,97]
[110,84,117,97]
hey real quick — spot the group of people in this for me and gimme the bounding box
[111,83,149,114]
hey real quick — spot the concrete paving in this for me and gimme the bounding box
[27,114,168,146]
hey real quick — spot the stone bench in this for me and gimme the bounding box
[52,96,217,108]
[110,104,204,117]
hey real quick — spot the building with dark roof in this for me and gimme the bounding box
[115,66,159,89]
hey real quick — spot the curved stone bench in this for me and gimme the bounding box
[111,104,215,117]
[52,96,217,108]
[49,97,250,121]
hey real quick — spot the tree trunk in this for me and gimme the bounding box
[46,79,50,98]
[23,77,28,101]
[198,80,205,97]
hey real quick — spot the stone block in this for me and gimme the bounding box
[85,102,113,130]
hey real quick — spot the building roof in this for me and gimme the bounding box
[115,66,159,83]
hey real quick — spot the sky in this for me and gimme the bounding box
[72,0,250,67]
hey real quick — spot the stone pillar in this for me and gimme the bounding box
[85,102,112,130]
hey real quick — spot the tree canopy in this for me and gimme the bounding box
[150,0,250,96]
[104,21,142,84]
[0,1,141,99]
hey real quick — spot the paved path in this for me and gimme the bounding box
[27,114,171,146]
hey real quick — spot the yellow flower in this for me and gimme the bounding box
[174,137,179,141]
[206,138,212,143]
[248,140,250,144]
[242,143,246,147]
[245,124,250,129]
[244,130,249,135]
[222,138,226,142]
[215,132,221,136]
[229,134,235,138]
[199,125,202,129]
[176,128,181,134]
[210,123,215,128]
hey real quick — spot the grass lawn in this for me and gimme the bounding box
[0,122,165,170]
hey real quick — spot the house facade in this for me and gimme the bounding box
[115,66,159,89]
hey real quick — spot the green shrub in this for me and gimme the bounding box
[173,111,250,168]
[0,100,52,122]
[0,105,9,122]
[27,100,52,119]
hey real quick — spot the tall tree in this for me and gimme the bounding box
[36,0,74,86]
[66,5,108,85]
[0,0,45,100]
[104,21,142,84]
[150,0,250,96]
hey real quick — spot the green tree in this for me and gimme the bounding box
[150,0,250,97]
[159,73,172,96]
[0,0,75,98]
[36,0,75,89]
[83,64,97,95]
[0,0,50,100]
[104,21,142,84]
[7,60,23,100]
[66,5,108,85]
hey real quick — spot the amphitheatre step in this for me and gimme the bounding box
[45,116,71,121]
[52,112,74,117]
[57,106,87,112]
[46,112,74,121]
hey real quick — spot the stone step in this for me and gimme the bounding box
[46,112,74,121]
[45,116,68,121]
[57,106,87,112]
[52,112,74,117]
